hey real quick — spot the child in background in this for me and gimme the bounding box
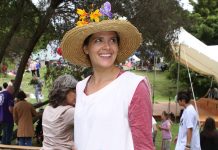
[158,111,172,150]
[30,76,43,103]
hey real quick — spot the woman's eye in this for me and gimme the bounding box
[95,39,102,43]
[111,38,118,43]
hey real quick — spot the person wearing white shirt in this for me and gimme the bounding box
[175,91,201,150]
[152,117,157,149]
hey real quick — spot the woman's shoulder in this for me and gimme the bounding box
[77,76,91,87]
[119,71,144,84]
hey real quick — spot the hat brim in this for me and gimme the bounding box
[61,20,142,67]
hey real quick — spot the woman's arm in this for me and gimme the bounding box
[128,80,153,150]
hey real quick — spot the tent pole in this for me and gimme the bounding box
[152,55,156,115]
[210,77,214,88]
[175,45,181,123]
[183,48,201,126]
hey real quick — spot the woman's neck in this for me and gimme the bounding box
[91,66,120,84]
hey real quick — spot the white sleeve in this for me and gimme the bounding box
[185,109,195,129]
[152,117,157,125]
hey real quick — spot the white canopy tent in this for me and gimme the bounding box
[130,55,140,62]
[172,28,218,81]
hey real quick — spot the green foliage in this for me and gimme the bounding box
[189,0,218,44]
[111,0,191,59]
[44,64,89,90]
[168,62,218,98]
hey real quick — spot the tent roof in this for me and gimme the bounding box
[172,28,218,81]
[130,55,140,62]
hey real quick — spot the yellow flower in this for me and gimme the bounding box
[76,20,89,27]
[90,9,102,22]
[77,9,88,20]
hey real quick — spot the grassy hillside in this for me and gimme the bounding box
[134,70,178,102]
[0,69,178,103]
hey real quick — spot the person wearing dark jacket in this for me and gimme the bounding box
[200,117,218,150]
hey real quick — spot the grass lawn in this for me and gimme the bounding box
[0,68,179,148]
[0,67,49,104]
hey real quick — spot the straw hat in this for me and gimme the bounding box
[61,19,142,67]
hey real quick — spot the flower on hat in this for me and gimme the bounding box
[90,9,102,22]
[57,47,62,56]
[76,1,113,27]
[100,1,113,19]
[76,20,89,27]
[77,9,88,20]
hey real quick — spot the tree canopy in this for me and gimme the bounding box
[189,0,218,44]
[0,0,191,93]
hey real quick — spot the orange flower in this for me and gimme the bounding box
[76,20,89,27]
[90,9,102,22]
[77,9,88,20]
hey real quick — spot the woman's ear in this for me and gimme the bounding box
[83,46,88,55]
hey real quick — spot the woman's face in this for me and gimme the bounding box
[66,91,76,106]
[161,113,166,120]
[83,31,119,69]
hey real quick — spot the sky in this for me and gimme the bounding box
[179,0,196,11]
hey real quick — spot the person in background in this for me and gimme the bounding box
[175,91,201,150]
[0,86,2,92]
[36,60,41,77]
[0,85,14,144]
[2,82,8,90]
[30,76,43,103]
[61,1,153,150]
[212,87,218,100]
[29,60,36,77]
[204,86,218,100]
[8,79,15,86]
[13,90,38,146]
[42,75,77,150]
[152,117,157,149]
[1,63,7,77]
[158,111,172,150]
[200,117,218,150]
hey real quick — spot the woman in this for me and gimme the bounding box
[200,117,218,150]
[41,75,77,150]
[13,90,38,146]
[61,2,153,150]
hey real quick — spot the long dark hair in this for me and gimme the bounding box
[201,117,217,138]
[203,117,216,132]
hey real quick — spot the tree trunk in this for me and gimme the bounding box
[0,0,25,64]
[13,0,63,96]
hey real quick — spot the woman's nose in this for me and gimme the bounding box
[102,41,110,50]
